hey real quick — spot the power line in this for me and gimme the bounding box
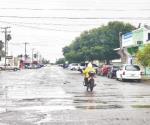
[1,8,150,11]
[0,20,100,26]
[10,42,49,46]
[0,20,81,32]
[0,15,150,20]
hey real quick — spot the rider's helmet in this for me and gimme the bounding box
[87,62,95,76]
[87,62,92,68]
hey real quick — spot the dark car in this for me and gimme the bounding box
[107,65,120,78]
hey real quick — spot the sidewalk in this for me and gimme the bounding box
[141,75,150,83]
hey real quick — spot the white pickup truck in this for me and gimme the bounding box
[0,64,20,71]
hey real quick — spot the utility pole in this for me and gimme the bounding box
[119,32,122,49]
[24,42,29,62]
[0,27,11,69]
[119,32,126,63]
[32,48,34,64]
[37,51,39,63]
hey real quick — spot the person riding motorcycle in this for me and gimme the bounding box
[83,63,96,86]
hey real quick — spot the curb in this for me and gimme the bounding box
[141,78,150,83]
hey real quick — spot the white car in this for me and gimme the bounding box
[78,63,99,73]
[68,63,79,70]
[116,64,141,82]
[0,64,20,71]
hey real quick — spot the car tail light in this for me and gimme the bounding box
[123,71,125,75]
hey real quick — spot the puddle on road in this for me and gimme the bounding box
[132,105,150,108]
[76,105,123,109]
[11,105,75,112]
[74,99,107,104]
[63,81,71,84]
[73,91,124,110]
[103,83,114,86]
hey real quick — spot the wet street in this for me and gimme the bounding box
[0,65,150,125]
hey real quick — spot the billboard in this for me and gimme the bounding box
[122,32,133,47]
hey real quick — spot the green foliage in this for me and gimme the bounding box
[0,40,3,50]
[63,21,135,63]
[0,40,5,56]
[127,47,139,55]
[42,59,50,64]
[56,58,66,64]
[18,54,23,58]
[136,44,150,67]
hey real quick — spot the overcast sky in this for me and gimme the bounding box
[0,0,150,62]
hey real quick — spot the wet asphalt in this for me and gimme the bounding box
[0,65,150,125]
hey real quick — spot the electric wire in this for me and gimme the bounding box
[0,16,150,20]
[0,20,81,32]
[0,20,100,26]
[0,8,150,11]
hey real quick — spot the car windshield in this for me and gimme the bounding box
[80,63,85,66]
[113,66,119,70]
[125,65,140,71]
[72,64,78,66]
[80,63,88,66]
[92,64,98,67]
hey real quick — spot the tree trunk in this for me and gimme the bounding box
[106,60,110,65]
[144,67,147,75]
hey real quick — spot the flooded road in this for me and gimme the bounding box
[0,65,150,125]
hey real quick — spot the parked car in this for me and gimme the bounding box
[68,63,80,70]
[107,65,120,78]
[78,63,87,73]
[116,64,141,82]
[25,64,33,69]
[62,64,69,68]
[78,63,99,73]
[98,65,112,76]
[0,64,20,71]
[92,64,99,74]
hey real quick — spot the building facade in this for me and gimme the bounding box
[121,26,150,74]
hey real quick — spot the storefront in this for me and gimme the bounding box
[122,26,150,74]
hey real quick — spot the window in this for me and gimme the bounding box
[113,66,119,70]
[148,33,150,40]
[72,63,78,66]
[92,64,98,67]
[125,65,140,71]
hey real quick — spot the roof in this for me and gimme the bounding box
[114,48,120,51]
[144,25,150,30]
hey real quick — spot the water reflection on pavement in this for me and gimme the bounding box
[0,65,150,125]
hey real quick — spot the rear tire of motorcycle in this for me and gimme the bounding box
[86,85,89,91]
[90,79,94,92]
[90,86,93,92]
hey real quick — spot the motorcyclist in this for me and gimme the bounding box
[83,62,96,86]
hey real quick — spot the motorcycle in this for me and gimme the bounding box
[84,71,95,92]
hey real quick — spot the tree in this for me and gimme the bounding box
[7,34,12,41]
[56,58,66,64]
[18,54,23,58]
[136,44,150,74]
[63,21,135,63]
[42,58,50,64]
[0,40,5,57]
